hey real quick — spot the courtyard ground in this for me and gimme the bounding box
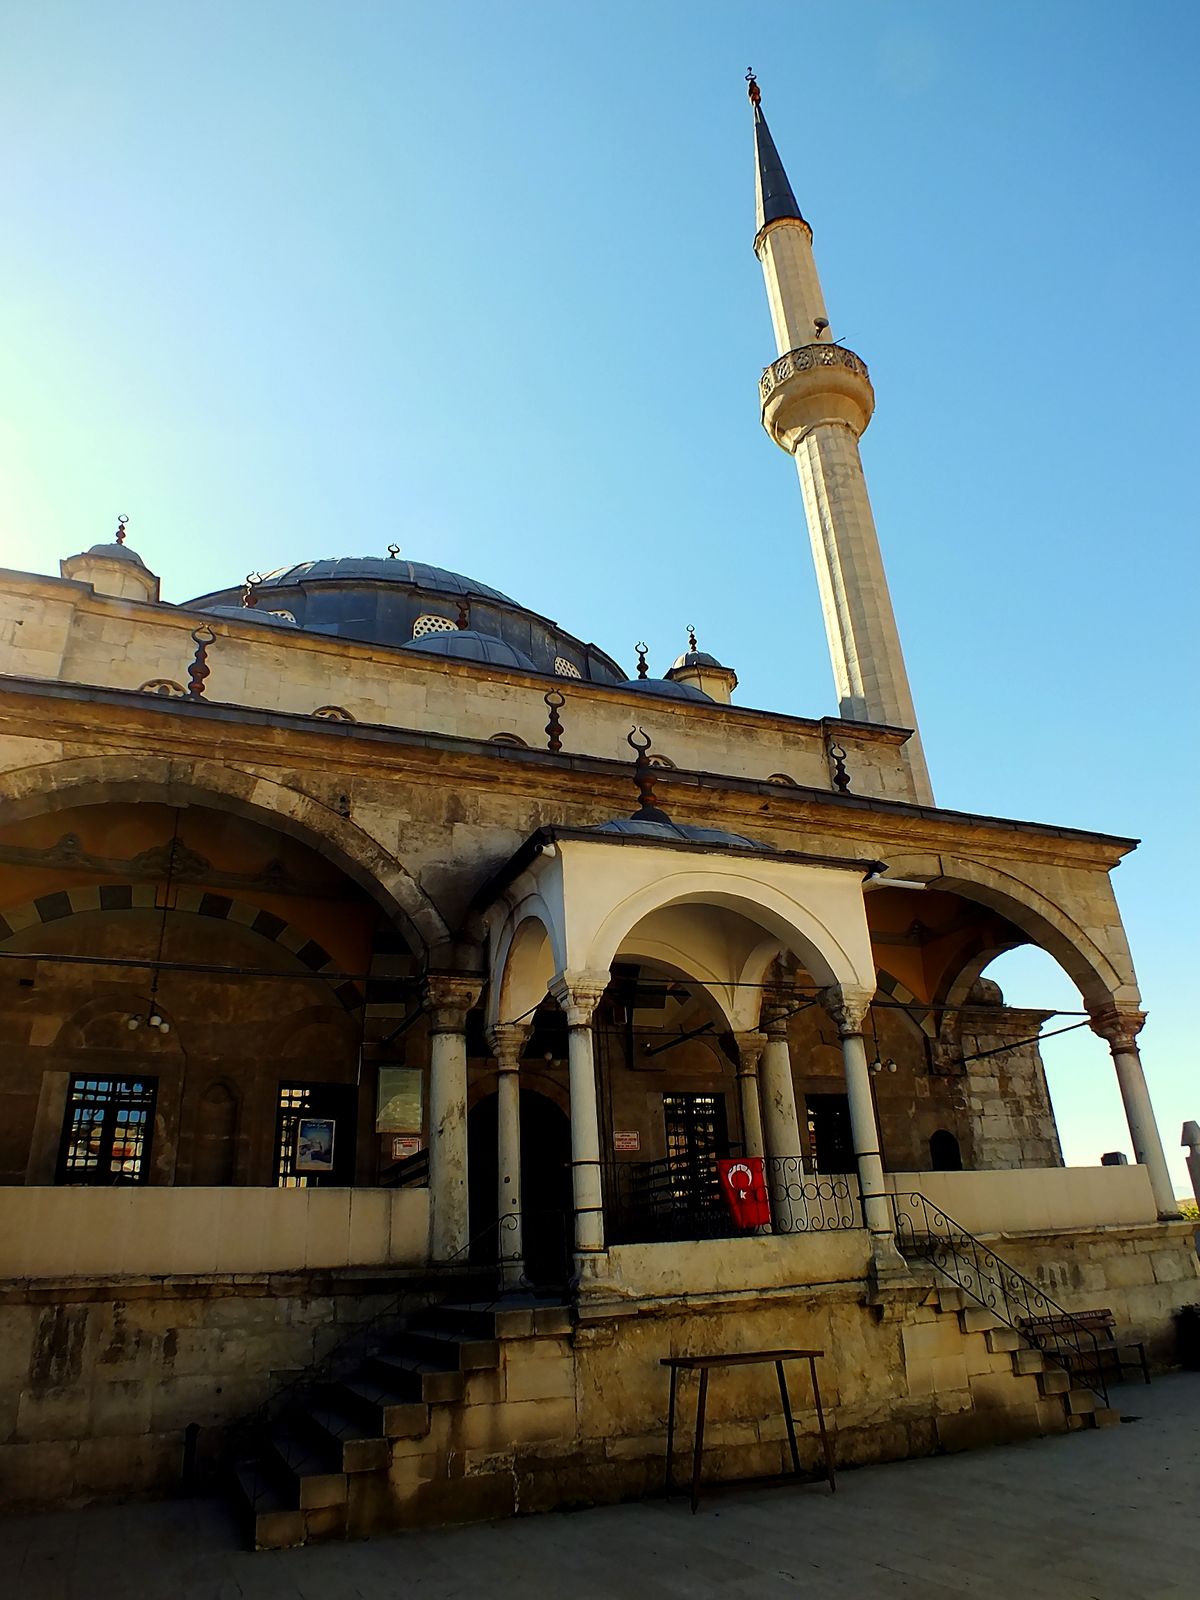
[2,1371,1196,1599]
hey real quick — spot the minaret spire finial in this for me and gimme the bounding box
[749,72,806,243]
[746,67,761,106]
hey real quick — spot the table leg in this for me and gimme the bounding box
[690,1368,709,1514]
[776,1360,801,1476]
[665,1365,678,1496]
[809,1356,836,1493]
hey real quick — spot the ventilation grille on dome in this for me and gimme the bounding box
[413,614,457,639]
[554,657,583,679]
[139,679,185,698]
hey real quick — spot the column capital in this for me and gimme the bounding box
[759,989,799,1037]
[1087,1003,1146,1053]
[422,973,482,1034]
[548,970,609,1028]
[488,1022,531,1072]
[733,1030,768,1072]
[820,984,875,1039]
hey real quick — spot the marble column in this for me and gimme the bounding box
[489,1024,531,1288]
[821,985,908,1278]
[1088,1005,1180,1220]
[757,996,806,1233]
[423,975,481,1262]
[733,1030,767,1159]
[549,972,610,1277]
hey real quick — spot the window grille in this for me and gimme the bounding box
[58,1076,156,1185]
[138,679,185,698]
[313,705,355,721]
[275,1084,314,1187]
[412,614,457,639]
[553,657,582,678]
[488,732,528,747]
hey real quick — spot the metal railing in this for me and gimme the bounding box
[605,1155,861,1244]
[890,1190,1109,1405]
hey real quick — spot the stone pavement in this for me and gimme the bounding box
[2,1372,1196,1600]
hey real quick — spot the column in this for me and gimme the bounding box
[423,975,480,1262]
[758,996,806,1233]
[1088,1005,1180,1219]
[549,971,610,1277]
[821,985,908,1277]
[732,1031,767,1159]
[489,1024,531,1288]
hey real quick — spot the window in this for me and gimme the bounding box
[58,1076,156,1185]
[805,1093,854,1173]
[138,679,185,698]
[275,1084,314,1187]
[413,614,457,638]
[274,1082,358,1187]
[663,1093,729,1169]
[553,657,582,678]
[313,704,355,721]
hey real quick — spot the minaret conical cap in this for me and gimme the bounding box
[748,75,806,235]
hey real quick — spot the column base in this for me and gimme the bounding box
[868,1231,913,1290]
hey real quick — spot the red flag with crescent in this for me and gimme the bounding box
[717,1158,771,1228]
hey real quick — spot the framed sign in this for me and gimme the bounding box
[376,1066,423,1134]
[389,1135,422,1162]
[613,1129,641,1152]
[295,1117,336,1175]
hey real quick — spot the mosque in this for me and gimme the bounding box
[0,79,1193,1543]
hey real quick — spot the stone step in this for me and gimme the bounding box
[1037,1367,1071,1396]
[364,1352,465,1405]
[1066,1388,1097,1415]
[935,1287,967,1314]
[399,1327,500,1372]
[428,1298,573,1340]
[985,1327,1021,1354]
[295,1404,389,1474]
[266,1427,349,1511]
[1012,1348,1045,1376]
[337,1378,431,1440]
[959,1307,1002,1335]
[230,1461,305,1553]
[1093,1407,1122,1428]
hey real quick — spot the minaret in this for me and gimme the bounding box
[749,75,933,805]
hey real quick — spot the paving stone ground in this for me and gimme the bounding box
[2,1371,1196,1600]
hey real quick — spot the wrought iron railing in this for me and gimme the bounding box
[605,1155,860,1244]
[890,1190,1109,1405]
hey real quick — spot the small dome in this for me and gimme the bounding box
[619,677,713,703]
[671,649,725,671]
[593,818,771,851]
[203,605,299,628]
[83,541,149,569]
[965,977,1005,1007]
[403,628,538,672]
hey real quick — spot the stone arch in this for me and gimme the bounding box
[0,754,450,958]
[0,889,364,1011]
[586,871,871,994]
[875,969,937,1040]
[870,853,1136,1008]
[53,989,185,1053]
[487,905,562,1030]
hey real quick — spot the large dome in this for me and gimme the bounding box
[185,554,626,684]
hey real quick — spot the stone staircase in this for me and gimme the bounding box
[229,1295,572,1550]
[923,1283,1121,1445]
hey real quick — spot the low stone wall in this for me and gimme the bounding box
[884,1165,1158,1235]
[0,1187,431,1278]
[988,1220,1200,1362]
[0,1271,416,1511]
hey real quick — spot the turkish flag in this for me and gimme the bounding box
[717,1158,771,1228]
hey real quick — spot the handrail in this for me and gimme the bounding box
[890,1190,1109,1406]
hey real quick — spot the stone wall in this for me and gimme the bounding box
[0,1272,421,1512]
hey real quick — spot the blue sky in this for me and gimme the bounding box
[1,2,1196,1190]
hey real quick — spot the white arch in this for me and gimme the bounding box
[487,899,563,1030]
[585,870,870,994]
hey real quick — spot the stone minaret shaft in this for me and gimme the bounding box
[750,81,933,805]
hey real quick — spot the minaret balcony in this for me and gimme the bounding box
[760,342,876,450]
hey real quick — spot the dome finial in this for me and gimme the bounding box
[387,543,401,559]
[635,641,649,680]
[241,572,262,609]
[115,514,129,546]
[686,622,699,654]
[745,67,760,107]
[627,727,671,823]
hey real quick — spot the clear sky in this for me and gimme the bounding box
[1,2,1196,1190]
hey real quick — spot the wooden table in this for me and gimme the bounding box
[661,1348,836,1513]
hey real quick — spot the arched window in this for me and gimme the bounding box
[413,614,457,638]
[553,657,582,679]
[929,1129,963,1172]
[139,679,185,698]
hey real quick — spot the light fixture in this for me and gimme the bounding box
[127,810,180,1037]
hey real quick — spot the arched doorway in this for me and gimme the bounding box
[467,1089,572,1287]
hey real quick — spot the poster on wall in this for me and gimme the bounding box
[295,1117,336,1175]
